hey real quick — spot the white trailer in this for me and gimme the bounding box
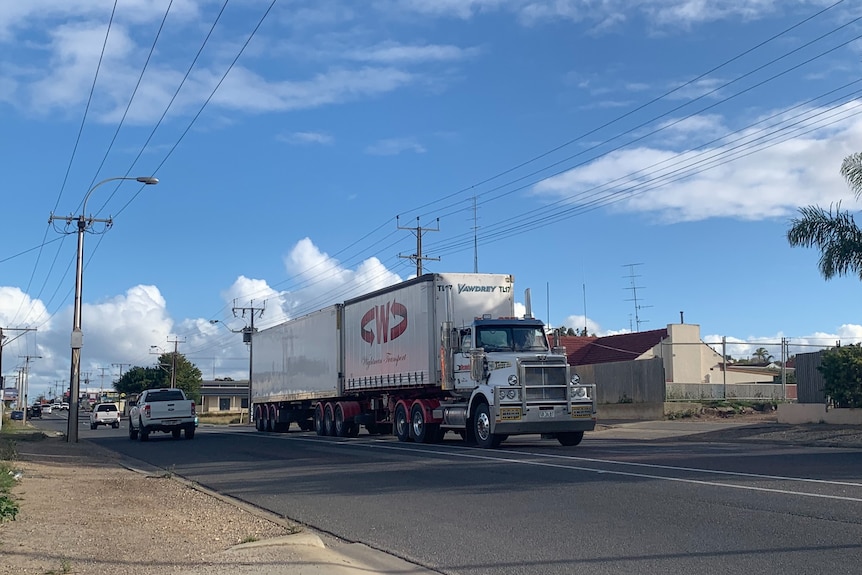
[251,273,596,448]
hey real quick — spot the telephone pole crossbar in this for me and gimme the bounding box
[397,216,440,276]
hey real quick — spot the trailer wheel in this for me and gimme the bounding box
[334,404,350,437]
[255,407,265,432]
[473,403,502,449]
[314,405,325,435]
[394,404,411,442]
[411,404,433,443]
[557,431,584,447]
[323,403,336,436]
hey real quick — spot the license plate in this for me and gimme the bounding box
[571,406,592,418]
[161,419,178,425]
[539,409,555,419]
[499,407,522,421]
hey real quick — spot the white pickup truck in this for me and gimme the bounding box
[89,403,121,429]
[128,388,196,441]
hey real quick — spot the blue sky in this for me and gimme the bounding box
[2,0,862,400]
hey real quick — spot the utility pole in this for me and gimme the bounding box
[472,197,479,273]
[18,354,41,424]
[0,327,37,390]
[97,366,111,399]
[397,216,440,276]
[166,337,186,388]
[233,300,265,424]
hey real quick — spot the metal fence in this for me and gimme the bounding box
[575,357,665,405]
[666,382,790,401]
[794,350,827,404]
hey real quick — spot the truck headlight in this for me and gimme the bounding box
[508,374,519,386]
[570,386,587,399]
[506,389,517,400]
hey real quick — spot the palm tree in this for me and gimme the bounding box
[751,347,773,363]
[787,153,862,279]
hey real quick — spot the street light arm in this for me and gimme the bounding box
[82,176,158,215]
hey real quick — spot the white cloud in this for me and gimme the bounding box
[278,131,334,145]
[533,103,862,223]
[347,42,477,64]
[365,137,426,156]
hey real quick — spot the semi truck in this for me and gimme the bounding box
[251,272,596,448]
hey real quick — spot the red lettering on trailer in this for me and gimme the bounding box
[361,300,408,345]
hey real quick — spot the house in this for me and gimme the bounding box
[553,323,793,410]
[199,379,249,413]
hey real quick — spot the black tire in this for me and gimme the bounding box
[334,405,349,438]
[314,405,326,436]
[185,426,195,440]
[139,419,149,442]
[323,404,335,437]
[410,404,428,443]
[557,431,584,447]
[255,408,265,432]
[90,423,97,430]
[128,420,138,441]
[172,429,182,439]
[473,403,502,449]
[394,404,411,442]
[111,422,119,429]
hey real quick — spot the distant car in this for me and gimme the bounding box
[59,402,69,410]
[27,405,42,419]
[10,410,24,420]
[89,403,121,429]
[40,404,53,414]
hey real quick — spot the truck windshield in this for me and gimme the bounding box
[475,326,548,352]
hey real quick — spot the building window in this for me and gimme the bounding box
[219,397,231,411]
[241,398,249,409]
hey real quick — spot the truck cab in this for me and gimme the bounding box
[440,317,596,447]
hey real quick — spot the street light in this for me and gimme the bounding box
[50,176,159,442]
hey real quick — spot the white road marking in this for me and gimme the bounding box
[266,434,862,503]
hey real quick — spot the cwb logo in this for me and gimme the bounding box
[361,300,408,345]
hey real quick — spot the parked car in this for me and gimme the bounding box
[26,405,42,419]
[10,410,24,420]
[89,403,121,429]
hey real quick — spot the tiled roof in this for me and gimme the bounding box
[558,327,669,365]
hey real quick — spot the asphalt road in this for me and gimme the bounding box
[35,414,862,575]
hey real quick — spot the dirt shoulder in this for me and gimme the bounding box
[0,431,298,575]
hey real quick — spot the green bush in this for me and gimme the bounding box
[818,344,862,408]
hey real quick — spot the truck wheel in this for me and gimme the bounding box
[172,429,182,439]
[410,404,428,443]
[139,419,149,442]
[394,404,411,442]
[557,431,584,447]
[128,420,138,440]
[334,405,349,437]
[323,404,335,436]
[185,426,195,439]
[314,405,326,436]
[473,403,502,449]
[255,408,265,432]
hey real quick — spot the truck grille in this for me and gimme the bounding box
[523,364,567,401]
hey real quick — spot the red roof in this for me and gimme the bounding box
[558,327,668,365]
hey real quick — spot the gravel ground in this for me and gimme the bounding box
[0,431,299,575]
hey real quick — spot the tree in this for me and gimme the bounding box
[114,353,202,400]
[817,344,862,408]
[787,152,862,280]
[751,347,773,363]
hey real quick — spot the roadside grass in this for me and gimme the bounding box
[197,413,245,425]
[0,418,22,522]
